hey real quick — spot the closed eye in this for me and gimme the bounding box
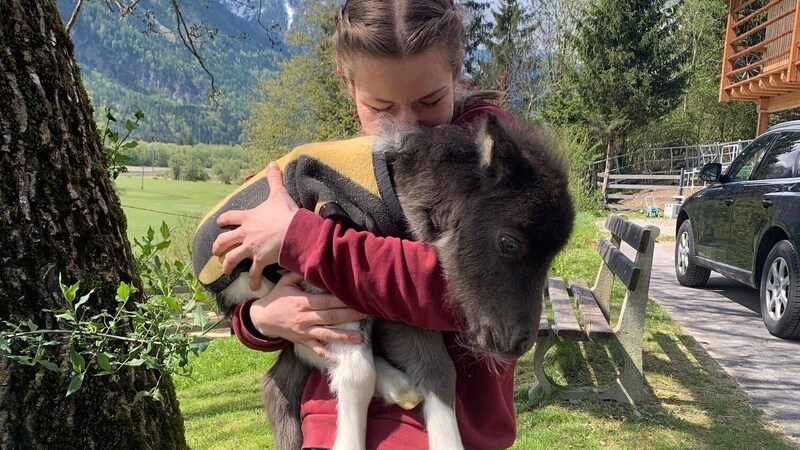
[420,97,443,107]
[367,104,392,113]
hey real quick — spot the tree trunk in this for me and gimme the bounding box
[0,1,187,448]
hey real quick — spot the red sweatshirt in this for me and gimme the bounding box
[231,104,518,450]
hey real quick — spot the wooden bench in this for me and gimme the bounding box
[528,215,660,404]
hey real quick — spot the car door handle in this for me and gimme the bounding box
[725,198,734,206]
[762,199,773,208]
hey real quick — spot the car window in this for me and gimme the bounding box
[752,132,800,180]
[727,134,774,182]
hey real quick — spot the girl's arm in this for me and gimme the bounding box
[229,271,367,358]
[278,209,464,331]
[214,163,465,333]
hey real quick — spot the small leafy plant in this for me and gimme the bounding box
[0,222,214,401]
[102,107,145,180]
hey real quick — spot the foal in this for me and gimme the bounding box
[193,115,575,450]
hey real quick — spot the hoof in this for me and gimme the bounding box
[389,385,423,410]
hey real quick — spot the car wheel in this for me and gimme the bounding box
[760,240,800,339]
[675,220,711,287]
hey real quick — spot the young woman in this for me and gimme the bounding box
[211,1,518,448]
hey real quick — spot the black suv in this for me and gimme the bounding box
[675,121,800,339]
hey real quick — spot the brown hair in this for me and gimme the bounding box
[333,0,502,114]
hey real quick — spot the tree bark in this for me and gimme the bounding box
[0,1,187,448]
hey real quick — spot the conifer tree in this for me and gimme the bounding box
[545,0,688,199]
[473,0,538,116]
[460,0,492,76]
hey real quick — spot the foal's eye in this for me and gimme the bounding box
[498,234,525,258]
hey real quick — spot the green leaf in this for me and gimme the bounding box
[109,131,119,144]
[54,311,76,322]
[75,289,94,310]
[159,295,180,311]
[61,280,80,303]
[151,389,164,402]
[147,226,155,242]
[192,306,209,330]
[155,240,171,251]
[26,319,38,332]
[133,390,151,403]
[143,356,160,370]
[0,336,10,352]
[117,282,131,302]
[125,119,135,132]
[17,356,35,366]
[189,336,211,355]
[182,298,196,313]
[159,221,170,240]
[66,373,85,397]
[134,109,145,120]
[69,348,85,373]
[123,141,139,149]
[105,109,116,122]
[128,358,145,367]
[38,360,60,372]
[96,353,112,371]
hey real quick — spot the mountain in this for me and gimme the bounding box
[57,0,302,144]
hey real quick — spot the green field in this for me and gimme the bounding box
[114,175,238,242]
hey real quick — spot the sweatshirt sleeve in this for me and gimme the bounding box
[230,299,291,352]
[278,209,465,331]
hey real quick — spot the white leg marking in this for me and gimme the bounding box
[330,339,375,450]
[424,394,464,450]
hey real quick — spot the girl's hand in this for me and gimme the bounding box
[212,162,299,291]
[250,272,367,359]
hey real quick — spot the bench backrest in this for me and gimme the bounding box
[593,215,661,333]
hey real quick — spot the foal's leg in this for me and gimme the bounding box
[261,349,311,450]
[326,320,376,450]
[375,320,464,450]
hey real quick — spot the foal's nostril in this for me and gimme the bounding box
[484,329,497,350]
[511,330,533,356]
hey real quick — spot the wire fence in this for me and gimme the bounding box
[588,139,754,211]
[121,204,203,220]
[589,139,753,176]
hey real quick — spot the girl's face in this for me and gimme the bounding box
[347,47,460,135]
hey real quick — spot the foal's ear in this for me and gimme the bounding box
[475,114,498,170]
[476,114,512,175]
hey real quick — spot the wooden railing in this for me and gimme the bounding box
[720,0,800,115]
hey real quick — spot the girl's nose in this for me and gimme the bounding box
[394,108,419,127]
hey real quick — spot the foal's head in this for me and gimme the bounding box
[389,115,575,359]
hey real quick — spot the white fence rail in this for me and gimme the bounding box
[589,139,753,211]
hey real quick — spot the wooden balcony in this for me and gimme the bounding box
[720,0,800,132]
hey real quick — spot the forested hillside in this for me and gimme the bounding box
[56,0,300,144]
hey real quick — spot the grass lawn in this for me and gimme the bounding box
[173,339,278,450]
[174,211,795,449]
[114,175,238,242]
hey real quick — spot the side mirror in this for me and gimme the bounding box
[699,163,722,182]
